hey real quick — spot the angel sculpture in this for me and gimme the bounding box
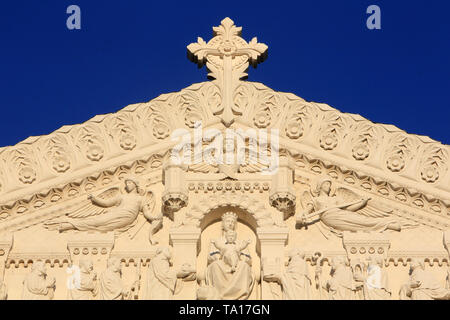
[45,177,163,244]
[296,177,417,238]
[188,135,269,179]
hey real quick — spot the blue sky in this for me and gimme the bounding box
[0,0,449,146]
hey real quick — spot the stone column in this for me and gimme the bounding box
[258,227,289,300]
[169,227,201,299]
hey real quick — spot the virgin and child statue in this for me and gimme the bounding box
[204,212,254,300]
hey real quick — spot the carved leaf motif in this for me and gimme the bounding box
[105,112,138,151]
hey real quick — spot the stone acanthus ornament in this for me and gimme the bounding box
[297,176,418,238]
[98,257,139,300]
[399,258,450,300]
[22,261,56,300]
[146,246,196,300]
[67,258,98,300]
[44,177,163,244]
[188,17,268,127]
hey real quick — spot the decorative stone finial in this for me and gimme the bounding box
[187,17,268,127]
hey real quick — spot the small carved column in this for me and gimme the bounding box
[162,160,188,216]
[258,227,289,300]
[269,155,295,219]
[169,227,201,299]
[0,234,13,280]
[67,232,115,271]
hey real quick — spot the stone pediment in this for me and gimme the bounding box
[0,80,448,232]
[2,17,450,302]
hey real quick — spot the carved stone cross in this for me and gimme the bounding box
[188,17,268,127]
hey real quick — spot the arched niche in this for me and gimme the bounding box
[196,206,261,300]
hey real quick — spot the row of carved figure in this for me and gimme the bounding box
[0,247,195,300]
[265,250,450,300]
[0,250,449,300]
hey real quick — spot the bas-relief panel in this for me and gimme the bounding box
[0,17,449,300]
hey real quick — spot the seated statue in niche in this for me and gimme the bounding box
[22,261,56,300]
[98,257,139,300]
[297,177,417,238]
[45,177,163,244]
[399,258,450,300]
[203,212,254,300]
[68,258,98,300]
[211,230,251,273]
[146,246,196,300]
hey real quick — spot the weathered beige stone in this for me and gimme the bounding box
[0,17,449,300]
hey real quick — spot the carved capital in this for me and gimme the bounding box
[163,161,188,213]
[67,232,115,265]
[343,231,390,265]
[269,155,295,218]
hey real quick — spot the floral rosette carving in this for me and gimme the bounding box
[86,144,104,161]
[52,154,71,173]
[152,119,170,139]
[418,145,448,183]
[420,165,439,183]
[352,143,370,160]
[253,110,271,128]
[386,154,405,172]
[285,120,304,139]
[43,134,72,173]
[320,131,338,151]
[18,166,36,184]
[119,133,136,151]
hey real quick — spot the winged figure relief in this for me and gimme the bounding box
[188,141,269,179]
[45,177,163,244]
[296,177,417,238]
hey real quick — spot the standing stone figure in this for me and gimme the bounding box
[68,258,98,300]
[399,258,450,300]
[204,212,254,300]
[146,246,195,300]
[22,261,56,300]
[98,257,138,300]
[278,248,312,300]
[0,278,7,300]
[324,256,355,300]
[364,257,391,300]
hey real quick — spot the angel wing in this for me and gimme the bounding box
[335,187,392,218]
[66,187,121,219]
[188,162,219,173]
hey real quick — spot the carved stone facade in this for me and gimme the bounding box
[0,18,449,300]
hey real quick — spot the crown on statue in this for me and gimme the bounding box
[221,212,238,222]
